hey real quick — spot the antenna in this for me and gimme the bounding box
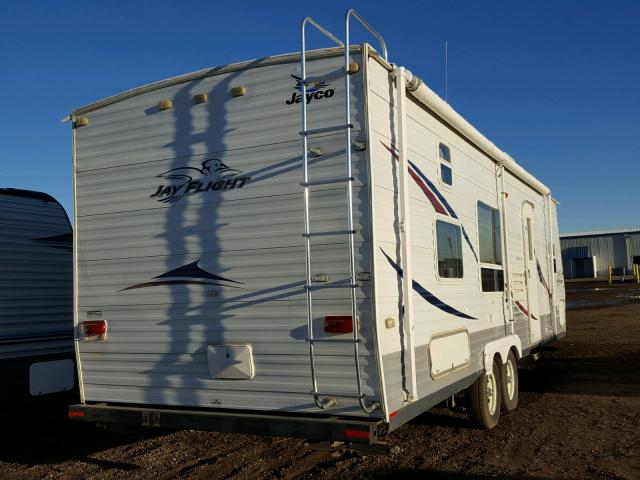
[445,40,448,103]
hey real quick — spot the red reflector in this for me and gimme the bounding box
[68,410,84,418]
[324,316,353,334]
[82,320,107,337]
[389,411,398,418]
[344,429,370,439]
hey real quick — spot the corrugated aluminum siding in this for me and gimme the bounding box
[74,50,382,416]
[0,192,73,360]
[561,232,640,277]
[627,234,640,265]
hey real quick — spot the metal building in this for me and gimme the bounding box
[560,227,640,278]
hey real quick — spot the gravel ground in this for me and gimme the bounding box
[1,282,638,479]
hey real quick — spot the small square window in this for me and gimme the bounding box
[481,268,504,292]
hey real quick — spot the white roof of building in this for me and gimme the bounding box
[560,227,640,238]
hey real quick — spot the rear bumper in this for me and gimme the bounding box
[69,403,387,444]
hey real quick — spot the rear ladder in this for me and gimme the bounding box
[299,11,388,414]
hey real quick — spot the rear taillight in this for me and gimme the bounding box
[324,315,353,334]
[82,320,107,339]
[344,429,370,440]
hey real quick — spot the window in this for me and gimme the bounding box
[481,268,504,292]
[477,202,504,292]
[436,220,463,278]
[478,203,502,264]
[439,143,452,186]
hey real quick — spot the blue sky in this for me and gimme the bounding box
[1,0,638,232]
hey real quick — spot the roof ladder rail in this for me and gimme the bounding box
[300,15,379,414]
[343,8,390,413]
[345,9,388,62]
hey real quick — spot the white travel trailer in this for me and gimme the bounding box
[69,11,565,445]
[0,188,76,408]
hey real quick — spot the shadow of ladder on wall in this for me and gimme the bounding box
[299,10,388,414]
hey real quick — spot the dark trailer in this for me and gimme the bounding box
[0,188,75,409]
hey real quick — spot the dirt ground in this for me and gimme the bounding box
[1,282,638,480]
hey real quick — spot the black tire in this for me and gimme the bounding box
[467,356,502,429]
[500,350,519,412]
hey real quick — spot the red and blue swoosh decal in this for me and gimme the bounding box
[381,249,476,320]
[511,290,539,321]
[381,142,479,262]
[514,300,538,321]
[512,259,550,320]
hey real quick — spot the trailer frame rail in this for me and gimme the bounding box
[68,403,386,445]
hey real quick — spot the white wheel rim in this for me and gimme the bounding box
[506,359,515,399]
[486,372,497,415]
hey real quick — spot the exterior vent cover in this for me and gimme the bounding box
[206,344,255,380]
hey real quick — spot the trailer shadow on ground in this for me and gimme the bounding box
[519,352,640,398]
[0,410,162,470]
[370,470,560,480]
[408,408,473,429]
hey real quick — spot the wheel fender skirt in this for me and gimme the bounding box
[483,334,522,375]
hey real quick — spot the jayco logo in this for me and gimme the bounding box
[285,75,335,105]
[149,158,251,204]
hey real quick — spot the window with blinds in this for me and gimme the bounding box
[477,202,504,292]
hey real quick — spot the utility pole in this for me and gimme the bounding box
[445,40,448,103]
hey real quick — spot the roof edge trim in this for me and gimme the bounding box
[71,46,362,116]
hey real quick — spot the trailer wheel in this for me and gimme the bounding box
[467,356,501,429]
[500,350,519,411]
